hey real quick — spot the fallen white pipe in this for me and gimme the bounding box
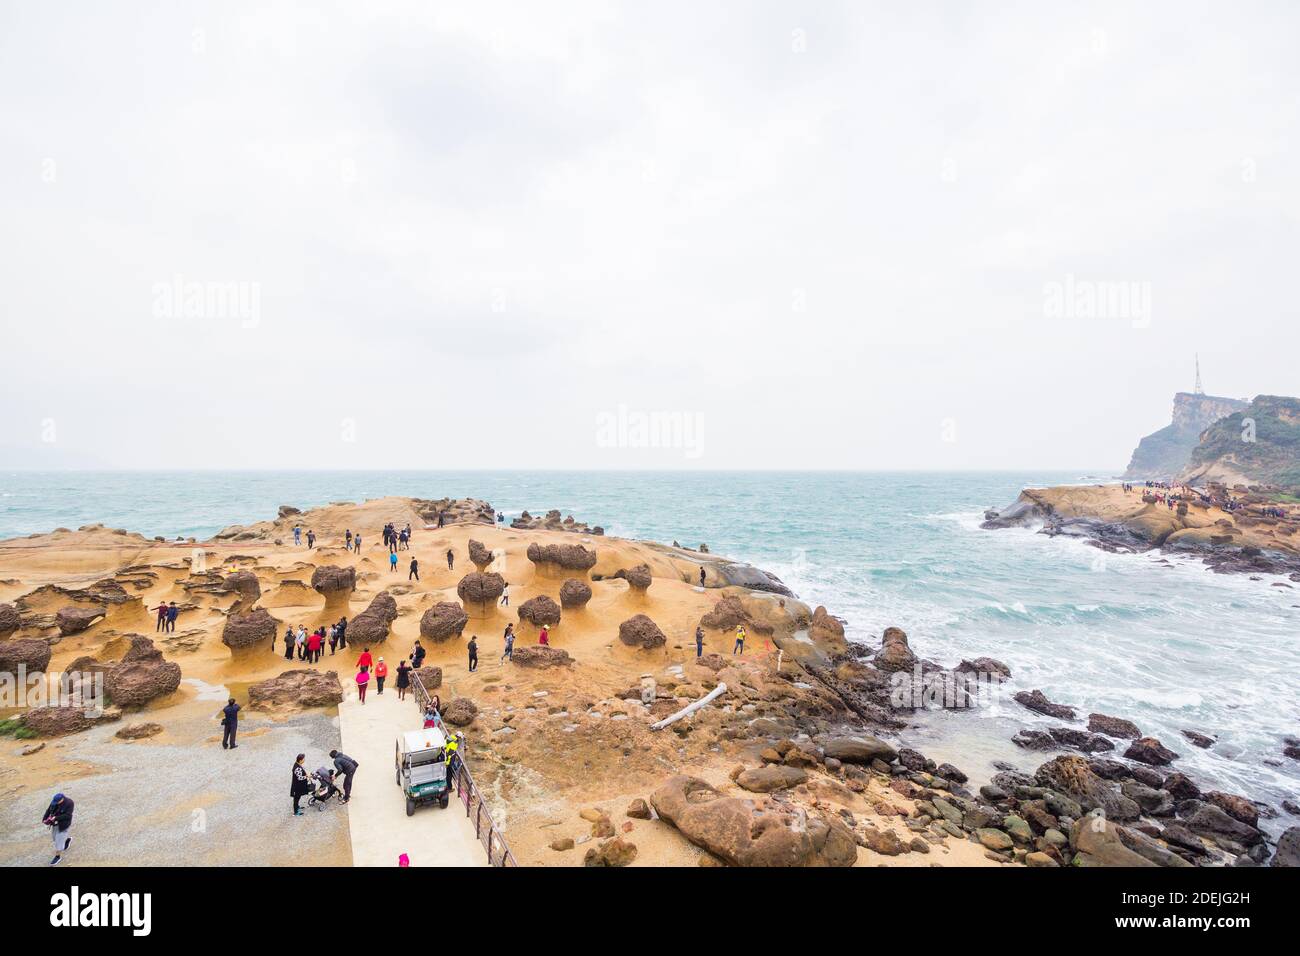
[650,682,727,731]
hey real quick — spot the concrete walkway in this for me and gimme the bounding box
[337,684,487,867]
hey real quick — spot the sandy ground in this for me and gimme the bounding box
[0,690,349,867]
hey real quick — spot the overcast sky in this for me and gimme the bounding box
[1,0,1296,470]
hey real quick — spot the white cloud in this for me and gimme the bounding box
[1,0,1295,469]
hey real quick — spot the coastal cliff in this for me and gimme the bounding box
[1123,392,1248,481]
[1179,395,1300,491]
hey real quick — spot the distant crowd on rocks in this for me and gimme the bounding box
[1126,479,1293,519]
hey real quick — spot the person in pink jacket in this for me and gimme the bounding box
[356,666,370,703]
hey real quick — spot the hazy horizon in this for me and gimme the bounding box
[3,1,1295,471]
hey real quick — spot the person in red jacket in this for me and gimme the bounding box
[357,647,373,671]
[374,657,388,694]
[307,629,322,663]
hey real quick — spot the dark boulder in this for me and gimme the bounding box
[419,602,469,643]
[104,636,181,708]
[310,565,356,599]
[1088,713,1142,739]
[224,570,262,604]
[613,564,652,591]
[617,614,666,649]
[349,592,399,643]
[526,543,597,574]
[699,596,749,630]
[56,606,105,636]
[21,705,121,737]
[1035,755,1140,821]
[248,669,344,709]
[0,638,52,676]
[1124,736,1179,766]
[1014,689,1077,720]
[0,602,22,637]
[875,626,916,672]
[457,572,505,612]
[443,697,478,726]
[467,539,494,572]
[222,607,278,650]
[510,646,572,668]
[517,595,562,628]
[559,579,592,609]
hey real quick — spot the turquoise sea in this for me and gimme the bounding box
[2,469,1296,830]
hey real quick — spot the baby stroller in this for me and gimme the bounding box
[307,767,343,811]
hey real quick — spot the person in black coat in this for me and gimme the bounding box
[329,749,358,803]
[291,755,312,816]
[43,793,74,865]
[220,698,240,750]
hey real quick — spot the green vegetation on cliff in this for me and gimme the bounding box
[1180,395,1300,490]
[1124,392,1248,479]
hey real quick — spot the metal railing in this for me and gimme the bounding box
[410,671,517,867]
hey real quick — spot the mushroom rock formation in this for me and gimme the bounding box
[456,572,506,616]
[414,666,443,689]
[467,539,494,572]
[526,543,597,578]
[349,592,399,643]
[517,595,562,629]
[0,638,52,676]
[420,602,470,643]
[559,578,592,609]
[443,697,478,726]
[104,636,182,708]
[0,602,21,637]
[875,626,916,672]
[510,646,573,668]
[222,607,279,651]
[311,565,357,607]
[700,595,749,631]
[224,570,262,606]
[618,614,666,650]
[613,564,653,593]
[56,606,106,636]
[278,505,301,518]
[248,669,344,710]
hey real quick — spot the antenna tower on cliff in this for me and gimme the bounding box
[1194,354,1204,395]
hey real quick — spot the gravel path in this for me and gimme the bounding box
[0,705,351,867]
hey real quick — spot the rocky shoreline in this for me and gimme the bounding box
[983,486,1300,581]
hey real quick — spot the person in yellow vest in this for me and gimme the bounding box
[443,733,461,785]
[733,625,746,655]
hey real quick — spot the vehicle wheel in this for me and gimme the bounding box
[395,767,400,786]
[439,793,449,809]
[406,797,415,817]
